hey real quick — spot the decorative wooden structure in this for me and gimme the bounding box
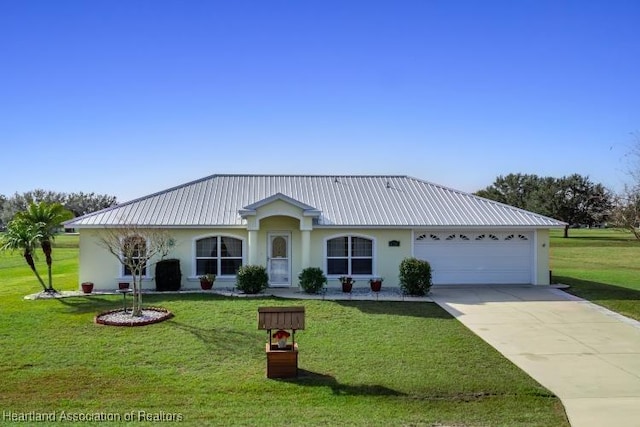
[258,306,305,378]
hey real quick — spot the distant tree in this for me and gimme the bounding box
[97,225,174,316]
[476,173,612,237]
[1,190,117,225]
[1,190,66,225]
[551,174,612,237]
[475,173,542,209]
[65,192,117,217]
[0,219,48,292]
[15,202,73,292]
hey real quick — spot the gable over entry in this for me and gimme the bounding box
[239,193,321,276]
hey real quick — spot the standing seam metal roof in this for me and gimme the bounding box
[64,175,567,228]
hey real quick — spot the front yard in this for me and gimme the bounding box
[0,235,568,426]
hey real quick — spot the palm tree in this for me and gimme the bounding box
[0,219,48,291]
[15,202,73,292]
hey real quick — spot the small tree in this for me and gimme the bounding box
[15,202,73,292]
[0,218,48,292]
[98,226,174,316]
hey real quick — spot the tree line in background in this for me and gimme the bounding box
[474,173,612,238]
[0,190,117,229]
[3,143,640,242]
[474,136,640,238]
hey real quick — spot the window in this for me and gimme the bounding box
[122,236,147,276]
[326,236,373,275]
[196,236,243,276]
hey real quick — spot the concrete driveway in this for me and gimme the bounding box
[431,285,640,427]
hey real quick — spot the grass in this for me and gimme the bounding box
[550,228,640,321]
[0,234,569,426]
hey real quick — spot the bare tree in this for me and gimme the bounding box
[97,226,174,316]
[611,132,640,238]
[625,132,640,188]
[611,186,640,239]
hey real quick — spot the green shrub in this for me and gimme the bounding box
[235,265,269,294]
[399,257,432,296]
[298,267,327,294]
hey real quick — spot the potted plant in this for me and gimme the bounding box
[199,273,216,290]
[369,277,383,292]
[81,281,94,294]
[338,276,354,293]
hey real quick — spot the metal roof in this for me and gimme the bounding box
[64,175,567,228]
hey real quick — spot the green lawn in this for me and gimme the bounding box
[550,228,640,321]
[0,234,568,426]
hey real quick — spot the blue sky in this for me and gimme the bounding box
[1,1,639,202]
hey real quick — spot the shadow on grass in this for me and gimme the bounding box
[167,320,261,353]
[335,300,452,319]
[141,292,272,304]
[555,275,640,301]
[53,295,120,314]
[278,369,406,397]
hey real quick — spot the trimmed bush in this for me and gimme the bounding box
[399,257,432,296]
[235,265,269,294]
[298,267,327,294]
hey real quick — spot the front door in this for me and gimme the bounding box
[268,233,290,286]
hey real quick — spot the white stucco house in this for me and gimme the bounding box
[64,174,566,291]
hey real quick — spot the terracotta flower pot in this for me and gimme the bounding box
[370,280,382,292]
[341,282,353,293]
[81,282,94,294]
[200,280,213,290]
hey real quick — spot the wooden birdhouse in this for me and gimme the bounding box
[257,306,305,378]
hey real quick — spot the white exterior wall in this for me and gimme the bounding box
[79,228,248,291]
[535,229,551,285]
[78,227,414,291]
[77,226,552,291]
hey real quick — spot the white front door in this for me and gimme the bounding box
[268,233,291,286]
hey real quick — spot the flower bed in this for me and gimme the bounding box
[95,307,173,326]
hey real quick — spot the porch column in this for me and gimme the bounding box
[301,229,311,269]
[247,229,259,265]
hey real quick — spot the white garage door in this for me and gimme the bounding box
[413,231,533,285]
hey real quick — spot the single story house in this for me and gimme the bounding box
[64,174,566,291]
